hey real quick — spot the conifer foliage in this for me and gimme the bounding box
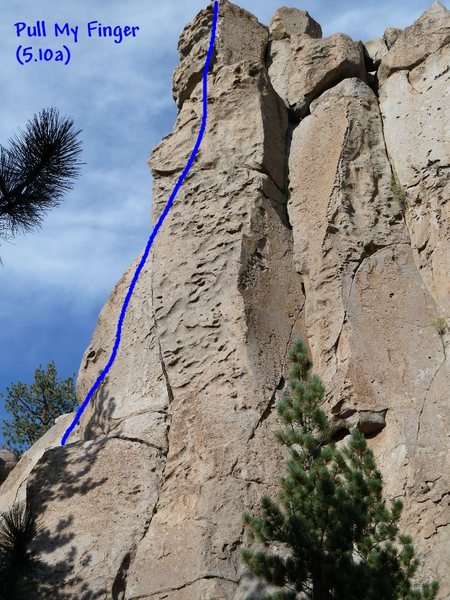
[1,361,78,455]
[0,503,40,600]
[0,108,82,238]
[242,339,439,600]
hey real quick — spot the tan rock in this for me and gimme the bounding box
[349,243,450,595]
[383,26,402,49]
[379,43,450,313]
[77,255,171,451]
[173,1,268,109]
[363,36,388,69]
[2,2,449,598]
[269,7,322,40]
[378,36,450,593]
[288,77,408,414]
[0,414,79,513]
[290,71,450,596]
[379,1,450,84]
[268,32,366,116]
[27,437,164,599]
[127,3,303,597]
[0,449,17,486]
[15,2,302,598]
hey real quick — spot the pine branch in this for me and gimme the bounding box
[0,108,82,237]
[242,337,440,600]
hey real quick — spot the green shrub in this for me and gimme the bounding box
[242,338,439,600]
[433,316,447,336]
[390,174,407,209]
[1,361,78,455]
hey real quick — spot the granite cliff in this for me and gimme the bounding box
[1,1,449,598]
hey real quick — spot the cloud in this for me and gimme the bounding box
[1,0,445,312]
[0,0,184,304]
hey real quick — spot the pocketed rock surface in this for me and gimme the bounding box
[1,2,448,598]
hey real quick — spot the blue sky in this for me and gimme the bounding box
[0,0,446,446]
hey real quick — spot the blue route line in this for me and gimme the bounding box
[61,1,219,446]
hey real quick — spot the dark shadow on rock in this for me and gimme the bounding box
[81,378,117,442]
[22,384,118,598]
[28,435,109,509]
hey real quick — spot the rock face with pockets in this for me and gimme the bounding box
[0,2,449,598]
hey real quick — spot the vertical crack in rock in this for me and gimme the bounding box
[117,285,175,600]
[264,37,302,230]
[282,304,304,369]
[232,12,306,490]
[3,4,450,599]
[282,111,301,229]
[246,376,285,444]
[416,335,447,449]
[156,339,175,406]
[377,93,409,228]
[340,241,406,346]
[258,30,306,376]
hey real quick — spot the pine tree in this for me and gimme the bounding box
[1,361,78,455]
[0,107,82,239]
[242,339,439,600]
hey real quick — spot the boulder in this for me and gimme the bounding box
[383,27,402,49]
[269,7,322,40]
[268,30,366,116]
[0,414,79,513]
[363,36,388,69]
[0,449,17,486]
[379,1,450,84]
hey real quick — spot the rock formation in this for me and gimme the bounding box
[0,449,17,486]
[1,1,449,598]
[0,414,78,513]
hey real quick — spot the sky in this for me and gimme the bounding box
[0,0,447,446]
